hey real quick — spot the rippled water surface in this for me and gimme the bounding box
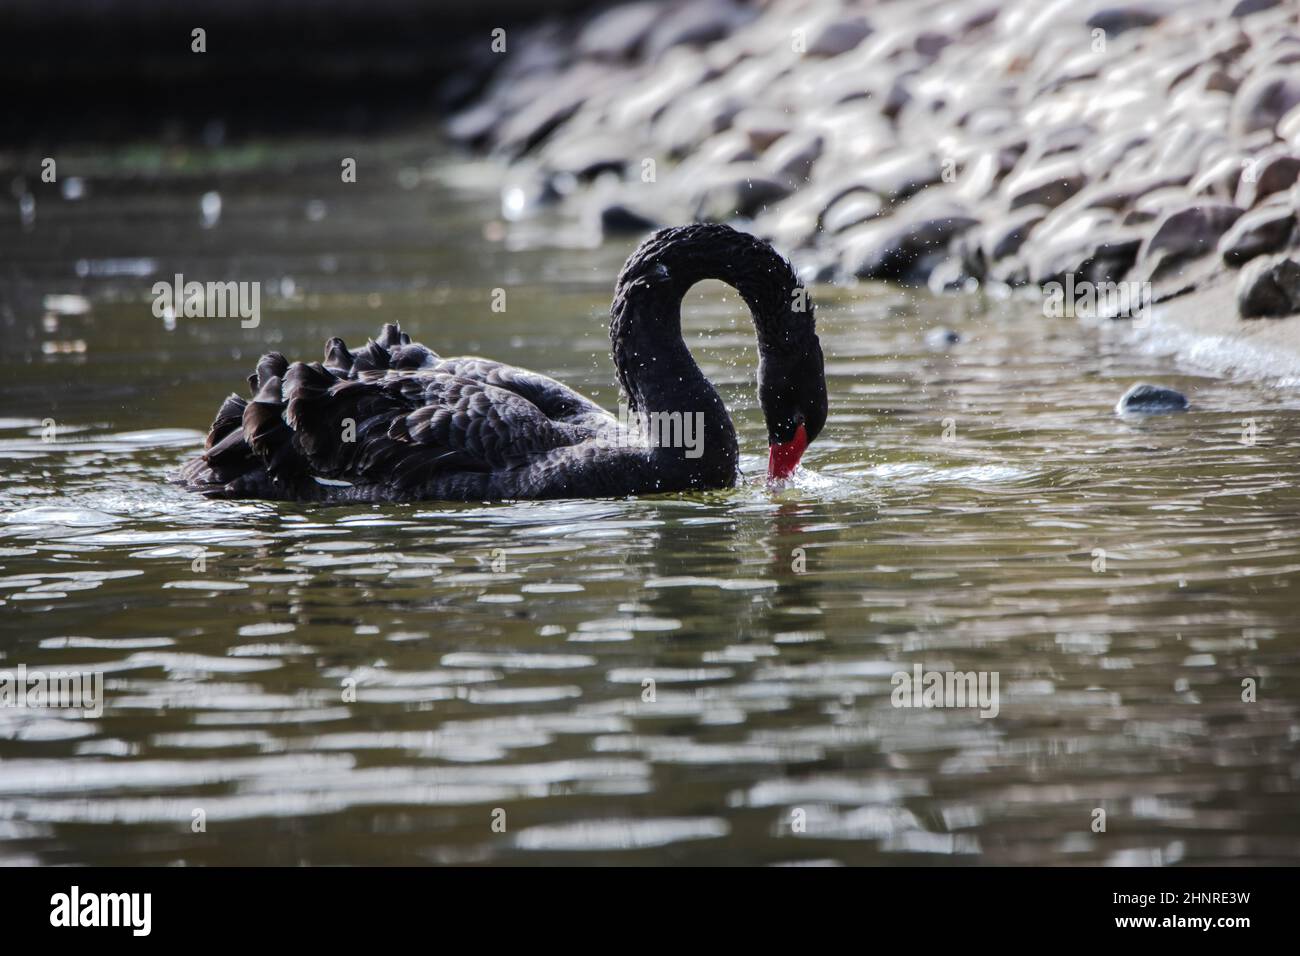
[2,134,1300,865]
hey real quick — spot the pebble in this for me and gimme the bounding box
[841,202,980,284]
[599,203,661,237]
[1235,150,1300,208]
[805,15,874,58]
[1002,158,1087,211]
[1231,68,1300,137]
[925,328,962,348]
[1219,205,1297,265]
[1139,203,1244,280]
[1237,255,1300,317]
[1115,383,1190,415]
[821,191,884,235]
[576,2,661,60]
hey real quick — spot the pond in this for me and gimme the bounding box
[2,131,1299,864]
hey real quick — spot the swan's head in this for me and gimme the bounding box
[760,334,827,480]
[610,222,828,479]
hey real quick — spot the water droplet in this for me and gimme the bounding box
[200,191,222,228]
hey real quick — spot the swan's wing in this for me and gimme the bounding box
[351,371,602,489]
[321,324,604,423]
[181,323,614,499]
[429,357,610,426]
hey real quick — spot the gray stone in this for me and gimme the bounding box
[856,150,943,202]
[951,230,987,283]
[732,108,793,152]
[1149,122,1225,184]
[1033,123,1097,159]
[599,203,660,236]
[983,207,1046,261]
[1230,0,1281,16]
[822,192,885,235]
[1037,233,1143,286]
[756,194,822,250]
[1231,68,1300,137]
[1200,66,1239,95]
[1126,187,1194,225]
[1280,103,1300,147]
[1140,203,1244,279]
[576,2,661,60]
[1074,174,1191,212]
[1219,205,1297,265]
[1080,130,1151,181]
[914,30,953,58]
[1002,158,1087,210]
[645,1,751,60]
[1090,234,1145,284]
[952,147,1021,204]
[1087,5,1165,36]
[657,91,746,157]
[446,102,500,146]
[881,73,917,121]
[494,65,607,157]
[1235,151,1300,208]
[841,203,980,284]
[691,130,758,167]
[1189,154,1245,199]
[691,168,793,221]
[927,256,978,293]
[1244,36,1300,74]
[795,255,839,285]
[1237,255,1300,317]
[989,255,1031,287]
[962,106,1016,140]
[925,327,962,348]
[543,134,631,180]
[765,132,824,186]
[1115,383,1189,415]
[805,15,873,58]
[1026,208,1142,285]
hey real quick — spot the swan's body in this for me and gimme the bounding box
[179,224,827,502]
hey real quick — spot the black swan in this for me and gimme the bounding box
[178,223,827,502]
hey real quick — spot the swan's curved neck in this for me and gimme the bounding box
[608,225,809,485]
[610,283,735,485]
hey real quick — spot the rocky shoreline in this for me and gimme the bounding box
[447,0,1300,379]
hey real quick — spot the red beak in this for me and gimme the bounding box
[768,422,809,480]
